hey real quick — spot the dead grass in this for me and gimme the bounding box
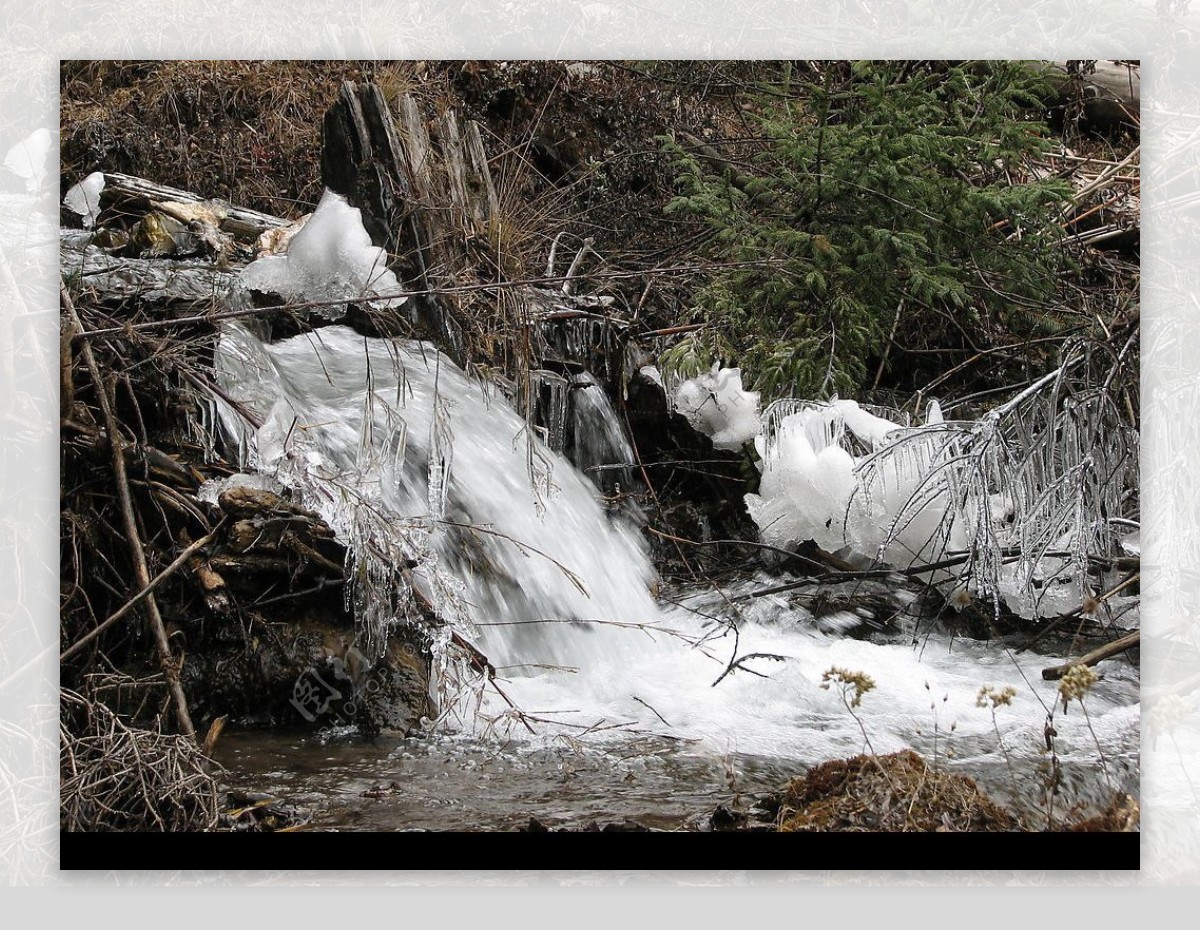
[59,60,771,327]
[60,60,439,218]
[776,750,1019,832]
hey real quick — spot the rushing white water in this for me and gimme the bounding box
[211,321,1138,811]
[212,322,658,670]
[205,191,1135,813]
[569,371,636,496]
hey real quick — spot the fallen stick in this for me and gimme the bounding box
[1041,630,1140,681]
[639,322,708,338]
[61,525,222,662]
[63,286,197,741]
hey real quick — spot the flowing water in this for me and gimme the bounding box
[210,322,1139,830]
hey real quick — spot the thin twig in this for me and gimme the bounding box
[63,286,196,741]
[61,523,224,662]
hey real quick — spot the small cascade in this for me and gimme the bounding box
[535,311,626,385]
[211,322,659,673]
[523,308,641,501]
[569,372,637,497]
[527,368,570,452]
[196,189,1134,805]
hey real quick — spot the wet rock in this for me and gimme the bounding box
[710,802,748,830]
[180,614,433,736]
[517,816,654,832]
[599,819,652,832]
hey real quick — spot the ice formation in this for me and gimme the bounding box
[215,194,655,667]
[832,398,905,449]
[741,380,1136,621]
[638,365,663,389]
[673,364,761,450]
[64,171,105,228]
[213,323,659,670]
[240,189,407,316]
[193,201,1134,782]
[746,399,968,570]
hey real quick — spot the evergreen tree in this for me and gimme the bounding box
[662,60,1074,399]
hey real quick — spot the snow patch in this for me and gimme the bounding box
[64,172,105,228]
[745,401,968,572]
[240,190,407,317]
[673,365,760,450]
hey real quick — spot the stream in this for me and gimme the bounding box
[186,186,1140,830]
[208,322,1139,830]
[214,607,1139,831]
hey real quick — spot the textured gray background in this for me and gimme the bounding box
[0,0,1187,894]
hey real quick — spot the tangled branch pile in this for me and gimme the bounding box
[60,687,219,832]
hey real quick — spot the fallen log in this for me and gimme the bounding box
[97,172,291,241]
[1041,630,1140,681]
[1034,60,1140,135]
[61,230,239,305]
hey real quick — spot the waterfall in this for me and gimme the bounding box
[209,320,1136,789]
[201,193,1135,800]
[212,322,659,672]
[569,371,637,497]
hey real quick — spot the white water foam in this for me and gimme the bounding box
[211,323,1137,808]
[205,189,1135,809]
[212,322,658,669]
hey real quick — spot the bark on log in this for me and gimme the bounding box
[321,81,421,272]
[1054,60,1140,113]
[465,121,501,228]
[322,82,499,364]
[98,172,290,241]
[1035,61,1140,134]
[61,231,239,305]
[321,78,491,365]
